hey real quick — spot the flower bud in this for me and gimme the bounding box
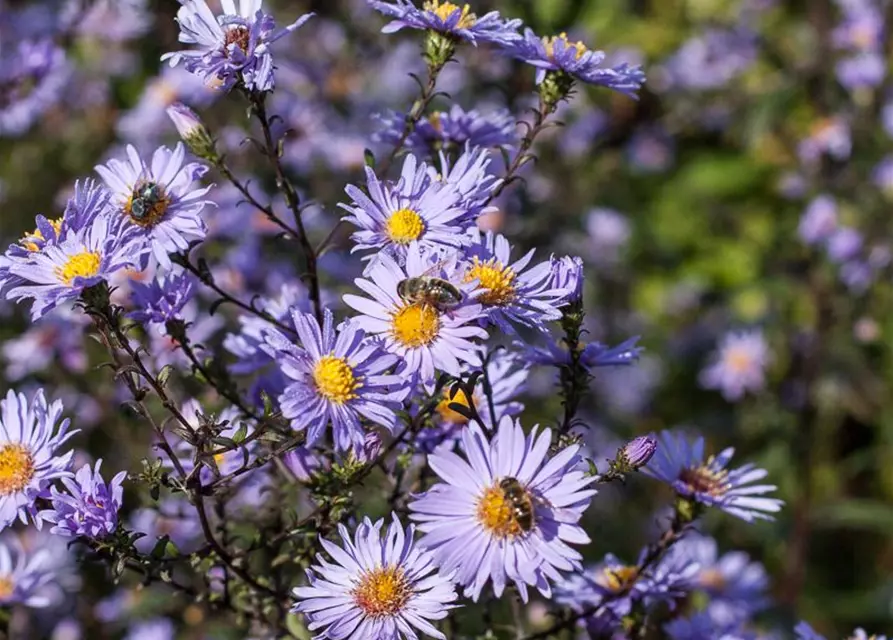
[615,435,657,472]
[166,103,217,162]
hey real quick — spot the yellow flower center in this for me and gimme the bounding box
[598,565,639,592]
[542,33,588,60]
[386,208,425,245]
[424,1,476,28]
[465,256,516,305]
[213,452,226,467]
[0,444,35,496]
[312,355,361,404]
[0,575,13,600]
[352,566,411,618]
[678,461,730,498]
[391,303,440,348]
[476,484,524,539]
[699,568,727,591]
[436,387,474,424]
[19,218,62,252]
[724,347,753,373]
[55,251,101,285]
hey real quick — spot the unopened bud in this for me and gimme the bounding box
[166,103,217,162]
[615,435,657,472]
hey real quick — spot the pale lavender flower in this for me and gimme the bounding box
[0,538,57,607]
[42,461,126,539]
[3,210,143,320]
[261,309,410,455]
[340,154,472,265]
[798,195,837,245]
[293,515,458,639]
[430,146,501,221]
[461,228,574,333]
[375,105,517,153]
[0,389,76,530]
[555,547,698,621]
[95,143,213,269]
[128,269,196,324]
[699,330,769,401]
[617,435,658,470]
[798,117,851,164]
[1,308,88,380]
[343,244,487,392]
[836,52,886,89]
[129,498,201,554]
[586,208,631,263]
[796,622,886,640]
[0,39,71,137]
[125,618,176,640]
[508,29,645,95]
[872,156,893,192]
[660,29,756,91]
[826,227,863,263]
[409,417,596,602]
[525,333,642,370]
[644,430,784,522]
[161,0,314,93]
[550,255,584,303]
[223,283,309,401]
[367,0,521,46]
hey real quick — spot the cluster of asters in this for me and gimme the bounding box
[0,0,878,638]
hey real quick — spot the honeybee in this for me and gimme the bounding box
[129,182,166,222]
[498,476,536,533]
[397,258,463,312]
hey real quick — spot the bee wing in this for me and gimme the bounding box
[417,251,462,279]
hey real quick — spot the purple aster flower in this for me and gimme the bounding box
[798,117,852,164]
[1,309,88,380]
[129,498,201,554]
[292,514,458,639]
[0,39,70,137]
[796,622,886,640]
[0,179,110,295]
[660,29,757,91]
[430,146,501,221]
[161,0,314,93]
[340,154,472,265]
[872,156,893,192]
[826,227,863,263]
[367,0,521,46]
[42,460,126,540]
[626,125,675,173]
[507,29,645,96]
[95,143,213,269]
[525,333,643,370]
[0,389,76,530]
[550,255,584,303]
[343,244,487,392]
[419,350,528,451]
[409,417,596,602]
[664,612,750,640]
[798,195,838,246]
[555,546,698,620]
[261,308,410,454]
[699,329,769,401]
[586,208,631,264]
[128,269,196,324]
[836,52,886,89]
[0,538,57,607]
[644,430,783,522]
[668,534,768,630]
[460,228,573,333]
[4,213,144,320]
[375,105,517,153]
[223,283,309,402]
[125,618,176,640]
